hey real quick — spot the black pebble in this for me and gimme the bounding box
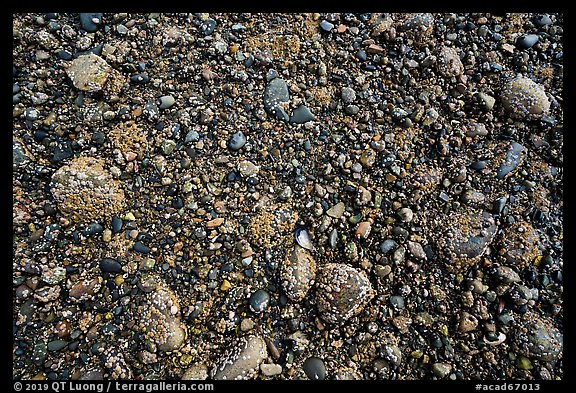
[57,50,73,60]
[249,289,270,313]
[133,241,151,254]
[100,258,123,273]
[112,216,123,233]
[80,13,103,33]
[303,357,326,380]
[130,73,149,84]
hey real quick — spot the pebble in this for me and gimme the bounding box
[516,34,539,49]
[389,295,405,310]
[303,357,326,380]
[341,86,357,103]
[355,221,372,239]
[326,202,345,219]
[315,263,374,323]
[436,46,464,77]
[397,207,414,223]
[80,13,102,32]
[534,14,553,27]
[260,363,282,377]
[320,20,334,32]
[435,209,497,269]
[476,92,496,111]
[458,311,478,332]
[238,160,260,177]
[431,362,452,378]
[99,258,122,273]
[511,314,562,361]
[211,335,268,380]
[290,105,315,123]
[130,73,149,84]
[133,242,151,254]
[111,216,123,233]
[380,239,398,254]
[66,54,111,92]
[501,77,550,119]
[264,77,290,120]
[249,289,270,313]
[137,276,187,352]
[498,221,540,268]
[229,131,246,150]
[281,246,316,301]
[47,339,68,352]
[158,95,176,109]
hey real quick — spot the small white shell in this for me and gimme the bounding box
[295,228,314,251]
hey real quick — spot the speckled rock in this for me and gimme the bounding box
[50,157,126,223]
[137,276,187,353]
[398,13,435,43]
[434,209,498,270]
[501,77,550,119]
[498,221,540,268]
[182,364,209,380]
[495,142,525,180]
[436,46,464,77]
[280,245,316,301]
[315,263,374,324]
[511,314,562,362]
[211,335,268,380]
[66,54,112,92]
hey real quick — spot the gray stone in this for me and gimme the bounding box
[327,202,345,219]
[182,364,209,380]
[290,105,315,123]
[341,87,357,103]
[431,362,452,378]
[80,13,102,32]
[229,131,246,150]
[496,142,525,179]
[264,78,290,119]
[303,357,326,380]
[476,92,496,111]
[320,20,334,31]
[516,34,539,49]
[211,336,268,380]
[158,95,176,109]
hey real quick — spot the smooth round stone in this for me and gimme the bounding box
[111,216,123,233]
[130,73,149,84]
[397,207,414,222]
[83,223,103,236]
[470,161,487,170]
[320,20,334,32]
[47,339,68,352]
[516,34,539,49]
[229,131,246,150]
[389,295,405,310]
[356,50,367,61]
[500,77,550,119]
[158,95,175,109]
[57,50,72,60]
[80,13,102,32]
[200,18,217,35]
[133,242,151,254]
[249,289,270,313]
[380,239,398,254]
[534,15,552,27]
[303,357,326,380]
[99,258,122,273]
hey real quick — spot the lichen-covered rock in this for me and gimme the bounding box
[50,157,125,223]
[434,209,498,270]
[246,199,298,251]
[437,46,464,77]
[211,335,268,380]
[281,245,316,301]
[500,77,550,119]
[102,348,133,379]
[397,13,435,43]
[511,313,562,362]
[315,263,374,324]
[137,276,187,353]
[498,221,540,268]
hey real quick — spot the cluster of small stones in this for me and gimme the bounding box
[49,156,125,223]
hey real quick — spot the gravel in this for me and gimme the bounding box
[12,12,563,382]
